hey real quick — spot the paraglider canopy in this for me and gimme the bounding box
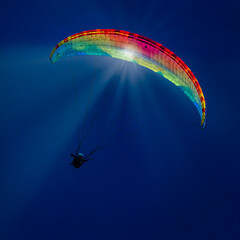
[50,29,206,127]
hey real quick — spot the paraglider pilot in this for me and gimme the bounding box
[70,150,95,168]
[71,153,87,168]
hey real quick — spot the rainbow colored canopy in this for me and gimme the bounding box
[50,29,206,127]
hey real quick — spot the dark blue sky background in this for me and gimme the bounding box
[1,0,240,239]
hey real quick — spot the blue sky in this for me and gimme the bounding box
[1,0,240,239]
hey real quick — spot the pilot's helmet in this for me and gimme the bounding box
[78,153,84,157]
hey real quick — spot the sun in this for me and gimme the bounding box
[123,50,134,61]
